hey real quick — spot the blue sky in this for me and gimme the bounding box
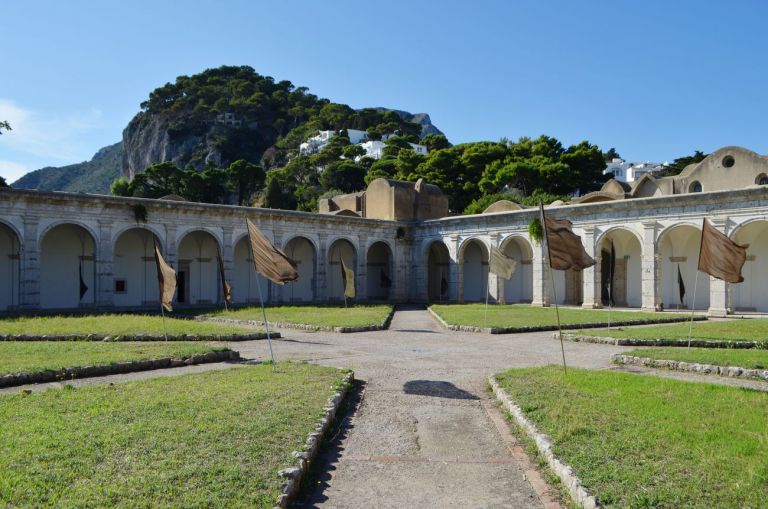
[2,0,767,183]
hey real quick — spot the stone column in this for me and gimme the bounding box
[707,217,729,317]
[640,221,659,312]
[96,219,114,309]
[448,234,460,302]
[20,215,40,310]
[531,239,549,307]
[164,225,178,266]
[357,234,368,302]
[270,228,283,304]
[488,233,500,303]
[581,226,600,309]
[221,226,234,305]
[317,233,328,301]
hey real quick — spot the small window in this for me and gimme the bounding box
[722,155,735,168]
[114,279,127,294]
[690,181,702,193]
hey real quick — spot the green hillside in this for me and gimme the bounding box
[11,142,122,194]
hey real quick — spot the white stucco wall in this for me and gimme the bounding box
[40,224,96,309]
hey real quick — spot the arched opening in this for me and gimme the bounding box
[460,239,488,302]
[426,241,450,302]
[756,173,768,186]
[231,235,272,305]
[113,228,162,308]
[658,224,709,310]
[500,236,533,304]
[549,269,583,306]
[40,223,96,309]
[177,230,221,306]
[689,181,702,193]
[367,241,393,301]
[328,239,357,302]
[283,236,316,303]
[598,229,643,308]
[0,223,21,311]
[732,221,768,312]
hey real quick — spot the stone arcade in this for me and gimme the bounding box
[1,147,767,316]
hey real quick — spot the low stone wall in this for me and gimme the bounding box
[0,332,278,342]
[488,376,600,509]
[613,354,768,381]
[276,371,355,508]
[0,349,241,388]
[562,333,763,349]
[197,307,394,333]
[428,307,701,334]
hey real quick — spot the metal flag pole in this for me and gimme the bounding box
[688,219,706,349]
[687,270,700,349]
[255,272,275,363]
[245,223,275,364]
[153,239,169,342]
[540,203,567,374]
[160,299,169,342]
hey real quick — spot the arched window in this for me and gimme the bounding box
[689,181,702,193]
[756,174,768,186]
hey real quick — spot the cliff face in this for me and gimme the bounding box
[121,112,270,179]
[121,108,442,179]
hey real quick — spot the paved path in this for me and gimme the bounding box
[236,306,634,509]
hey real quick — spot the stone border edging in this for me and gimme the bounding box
[561,332,764,349]
[0,332,278,342]
[276,370,354,508]
[488,375,600,509]
[428,307,701,334]
[0,349,241,388]
[197,307,395,333]
[613,354,768,381]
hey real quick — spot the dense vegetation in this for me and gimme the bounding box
[12,142,122,193]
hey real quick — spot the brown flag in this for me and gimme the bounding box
[217,252,233,305]
[340,257,356,299]
[540,204,596,271]
[245,218,299,285]
[489,246,517,280]
[698,219,748,283]
[153,243,177,312]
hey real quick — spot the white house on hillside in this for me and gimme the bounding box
[300,129,428,160]
[604,158,667,183]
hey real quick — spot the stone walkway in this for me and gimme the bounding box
[4,307,766,507]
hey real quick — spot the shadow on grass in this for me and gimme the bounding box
[294,378,366,508]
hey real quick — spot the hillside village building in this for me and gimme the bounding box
[299,129,428,160]
[603,158,667,183]
[1,146,768,316]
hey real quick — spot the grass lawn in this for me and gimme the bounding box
[0,363,347,508]
[430,304,685,329]
[581,318,768,343]
[0,314,252,337]
[0,342,226,376]
[203,304,393,328]
[495,366,768,508]
[622,347,768,370]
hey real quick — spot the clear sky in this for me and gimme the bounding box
[2,0,767,183]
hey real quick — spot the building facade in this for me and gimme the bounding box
[2,147,767,316]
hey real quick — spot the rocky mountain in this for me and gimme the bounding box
[12,66,443,192]
[11,142,122,194]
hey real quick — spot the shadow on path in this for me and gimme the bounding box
[403,380,479,400]
[294,379,367,508]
